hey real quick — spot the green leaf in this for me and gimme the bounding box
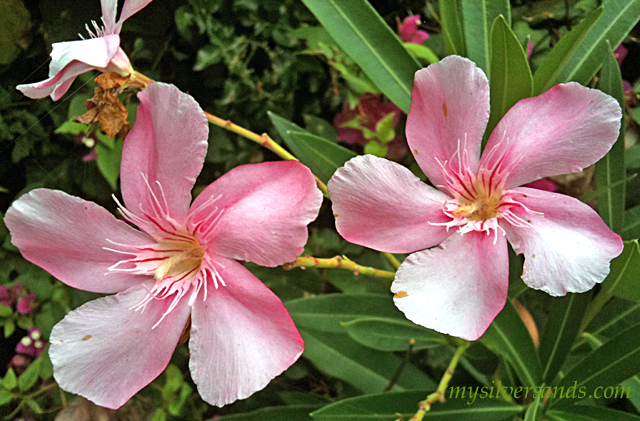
[3,368,17,390]
[523,387,544,421]
[330,61,381,94]
[39,349,53,380]
[480,299,542,388]
[485,15,533,143]
[0,305,11,317]
[95,139,123,190]
[461,0,511,77]
[300,0,420,112]
[0,0,30,65]
[403,43,439,64]
[605,240,640,302]
[595,40,625,232]
[0,389,11,405]
[626,144,640,169]
[552,320,640,407]
[554,0,640,87]
[547,405,640,421]
[532,7,603,94]
[301,329,435,393]
[310,389,523,420]
[285,294,403,333]
[4,320,15,338]
[54,121,90,135]
[363,142,387,157]
[304,115,338,143]
[374,112,396,144]
[622,205,640,240]
[150,409,167,421]
[439,0,466,57]
[216,404,319,420]
[539,293,591,384]
[17,358,41,391]
[286,131,357,183]
[341,317,446,351]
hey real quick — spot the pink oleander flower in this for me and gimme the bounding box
[396,15,429,44]
[17,0,152,100]
[16,293,37,314]
[5,83,322,408]
[328,56,623,341]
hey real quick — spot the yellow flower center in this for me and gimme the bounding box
[154,234,205,282]
[451,180,502,222]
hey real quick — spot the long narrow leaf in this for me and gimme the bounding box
[547,405,640,421]
[311,389,522,420]
[552,320,640,407]
[461,0,510,77]
[595,40,625,232]
[532,7,603,94]
[485,15,533,143]
[555,0,640,87]
[300,0,420,112]
[480,299,542,388]
[439,0,466,57]
[539,292,591,384]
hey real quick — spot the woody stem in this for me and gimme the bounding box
[283,255,396,278]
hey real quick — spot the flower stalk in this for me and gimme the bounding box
[204,111,329,197]
[406,341,470,421]
[283,255,395,279]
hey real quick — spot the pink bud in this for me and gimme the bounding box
[17,293,36,314]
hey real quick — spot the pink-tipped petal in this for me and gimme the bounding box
[17,61,95,101]
[407,56,490,188]
[49,35,121,75]
[4,189,152,294]
[189,161,322,266]
[502,188,623,296]
[328,154,452,253]
[391,231,509,341]
[480,83,622,189]
[189,257,303,407]
[100,0,118,33]
[121,83,208,225]
[116,0,154,32]
[49,283,190,409]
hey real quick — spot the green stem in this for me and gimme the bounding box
[284,255,395,279]
[382,252,401,270]
[409,341,471,421]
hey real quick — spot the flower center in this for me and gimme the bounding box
[153,234,205,282]
[450,180,502,222]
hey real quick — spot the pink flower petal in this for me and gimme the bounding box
[391,231,509,341]
[480,83,622,189]
[189,257,303,407]
[121,83,208,226]
[49,283,190,409]
[116,0,154,32]
[328,155,452,253]
[17,35,121,100]
[407,56,490,188]
[4,189,152,294]
[189,161,322,266]
[502,188,623,296]
[49,35,121,75]
[17,61,95,100]
[100,0,118,33]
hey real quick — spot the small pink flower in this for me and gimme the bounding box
[396,15,429,44]
[16,293,37,314]
[328,56,623,340]
[17,0,153,101]
[5,83,322,408]
[0,286,11,307]
[16,328,45,358]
